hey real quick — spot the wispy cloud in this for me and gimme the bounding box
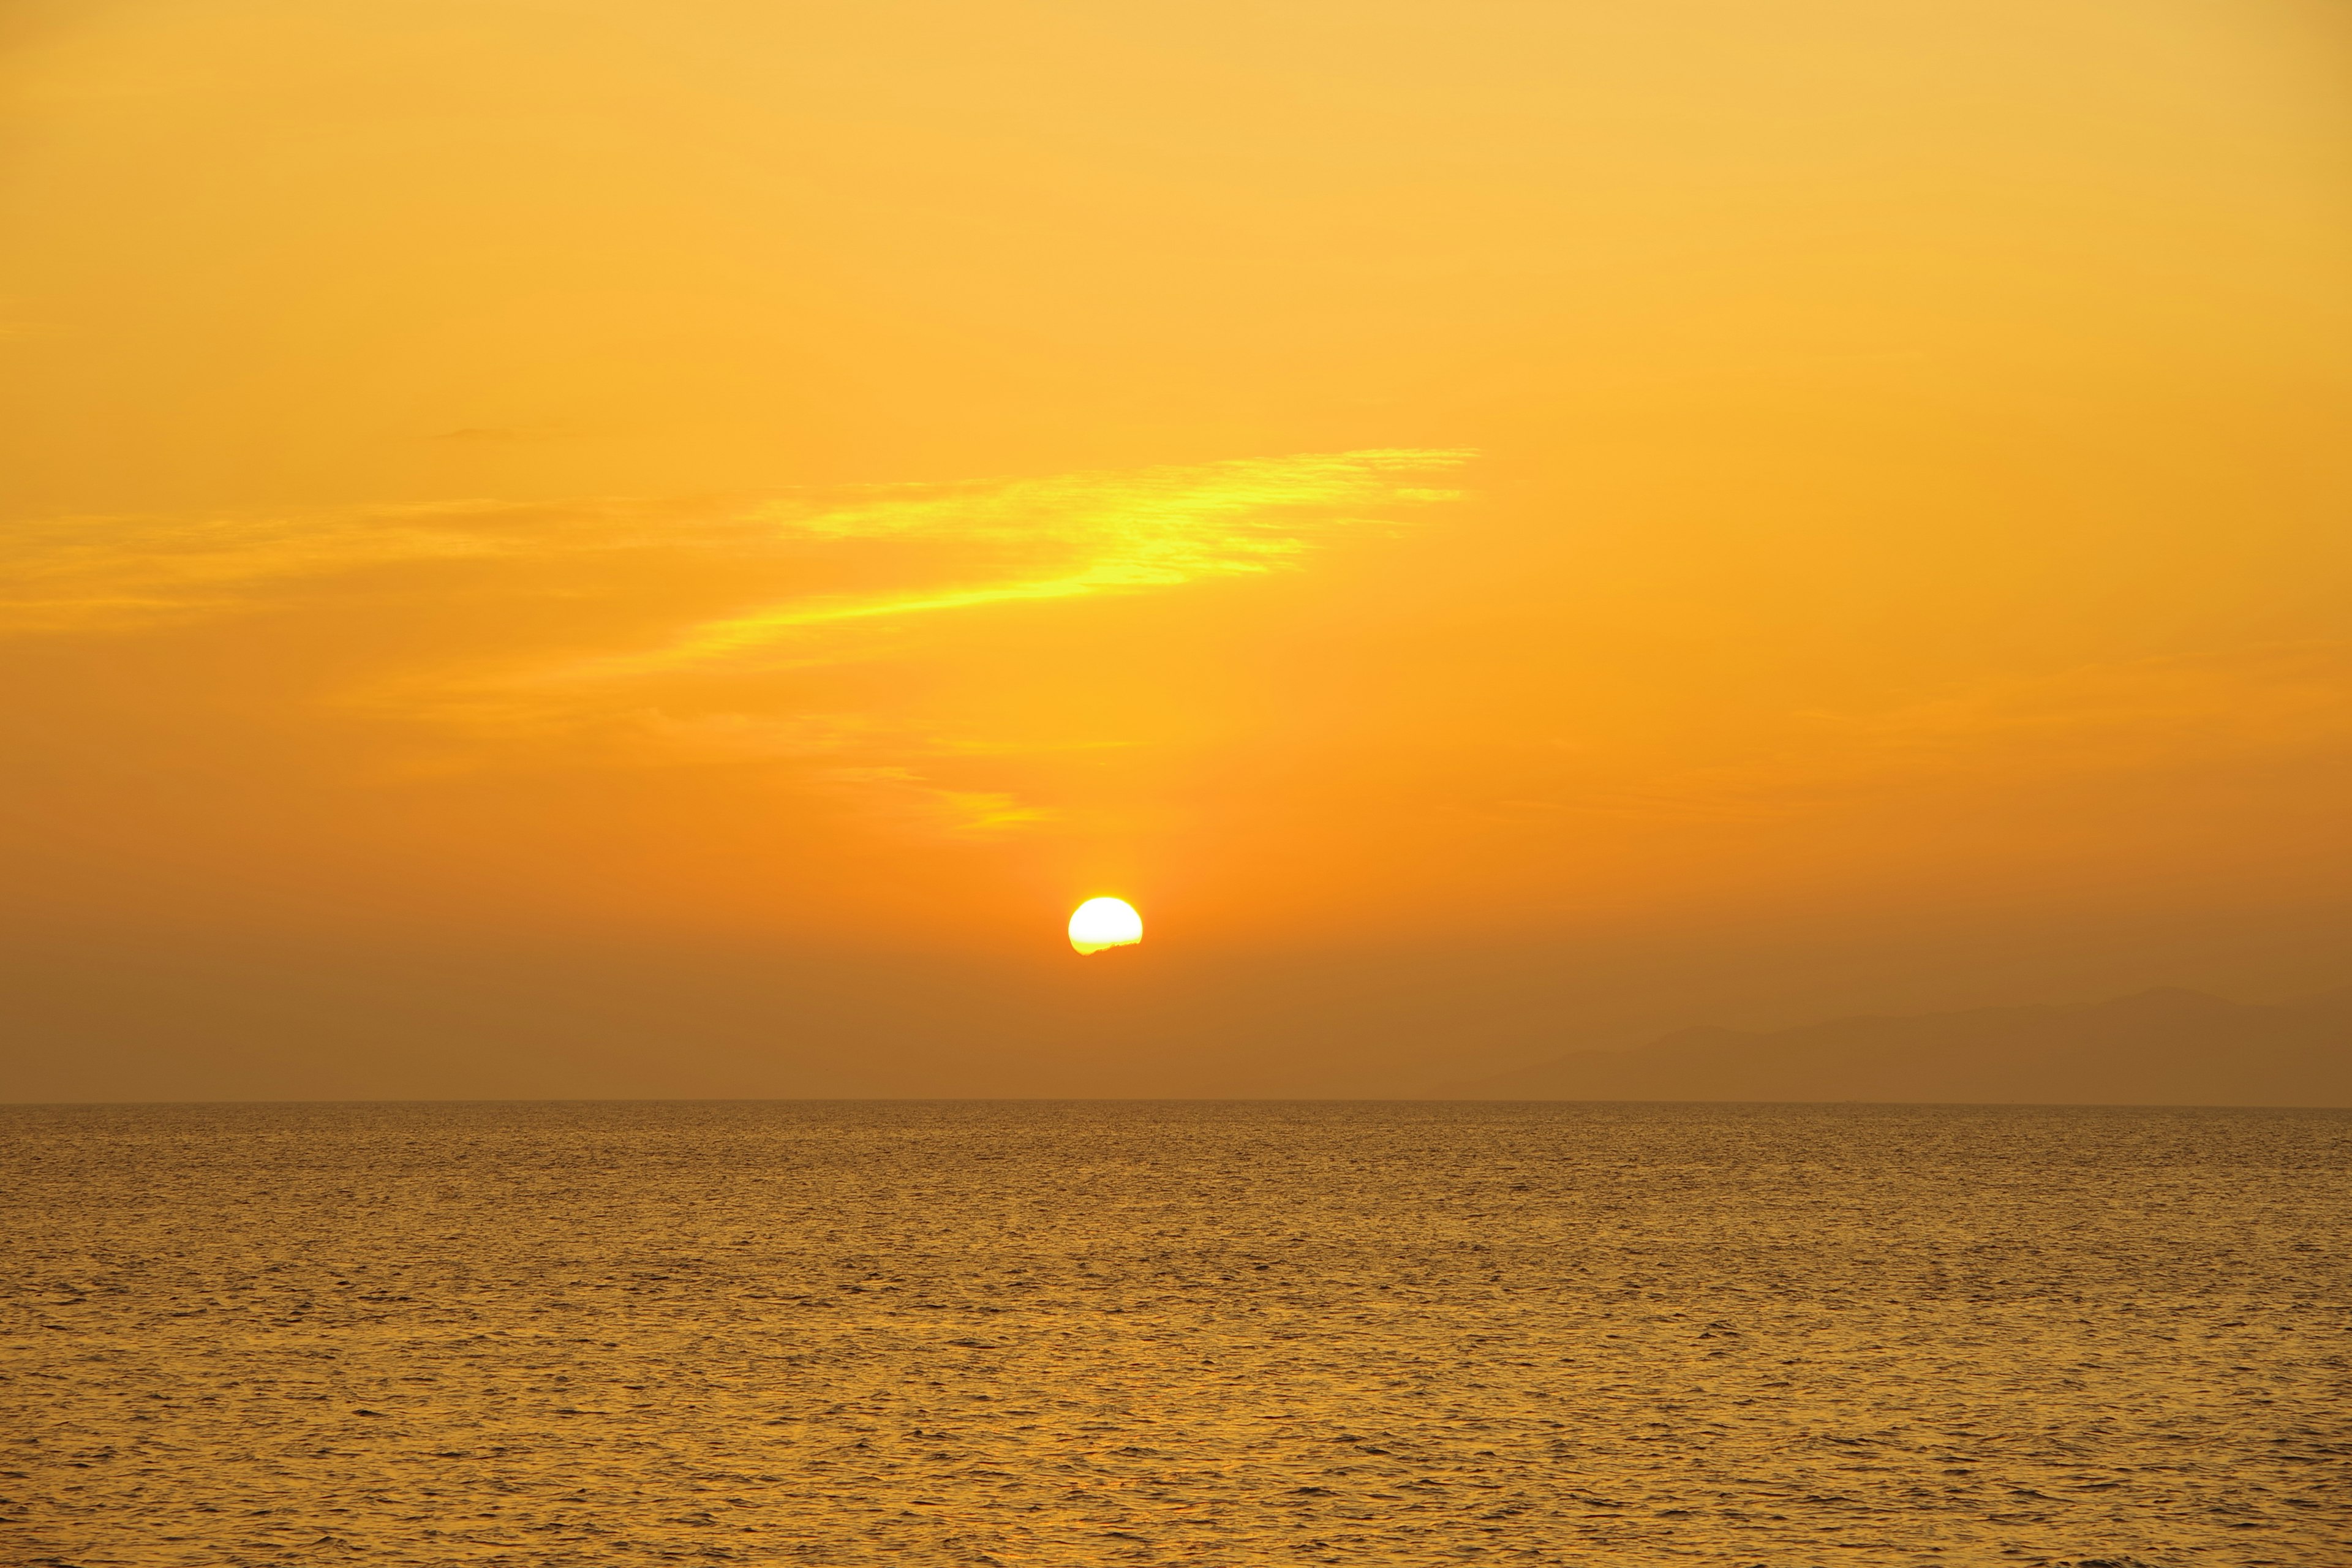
[426,450,1468,821]
[1,452,1471,834]
[0,502,544,633]
[549,449,1471,680]
[0,450,1469,647]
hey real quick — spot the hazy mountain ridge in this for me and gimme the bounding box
[1453,987,2352,1106]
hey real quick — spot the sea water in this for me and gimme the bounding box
[5,1101,2345,1566]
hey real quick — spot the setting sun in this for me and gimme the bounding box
[1068,898,1143,956]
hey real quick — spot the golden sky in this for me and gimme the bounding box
[4,0,2349,1098]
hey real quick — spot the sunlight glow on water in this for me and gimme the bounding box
[6,1101,2346,1566]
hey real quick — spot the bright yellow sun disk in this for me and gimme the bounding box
[1068,897,1142,955]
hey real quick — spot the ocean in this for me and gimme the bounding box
[5,1101,2345,1566]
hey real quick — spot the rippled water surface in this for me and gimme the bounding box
[4,1101,2347,1567]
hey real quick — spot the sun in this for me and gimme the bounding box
[1068,896,1142,955]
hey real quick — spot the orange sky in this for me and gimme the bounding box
[4,0,2350,1099]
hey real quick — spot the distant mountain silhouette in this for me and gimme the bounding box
[1450,987,2352,1106]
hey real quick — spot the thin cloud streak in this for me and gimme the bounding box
[0,451,1471,659]
[0,505,527,634]
[0,451,1471,839]
[549,449,1471,682]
